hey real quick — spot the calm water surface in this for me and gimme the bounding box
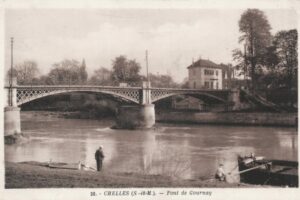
[5,111,298,181]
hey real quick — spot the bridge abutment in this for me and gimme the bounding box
[4,78,21,136]
[4,106,21,136]
[116,104,155,129]
[228,89,241,111]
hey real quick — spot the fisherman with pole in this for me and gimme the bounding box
[95,146,105,171]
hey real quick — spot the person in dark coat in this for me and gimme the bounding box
[95,146,105,171]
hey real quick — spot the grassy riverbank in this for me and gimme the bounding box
[5,162,256,188]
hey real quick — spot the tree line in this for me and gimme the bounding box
[233,9,297,93]
[7,55,178,88]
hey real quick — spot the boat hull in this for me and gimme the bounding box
[238,157,298,187]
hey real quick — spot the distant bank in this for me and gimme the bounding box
[19,111,298,127]
[156,112,298,127]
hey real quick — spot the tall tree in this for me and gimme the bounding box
[8,60,39,85]
[237,9,272,90]
[112,56,127,83]
[80,59,88,84]
[111,55,142,85]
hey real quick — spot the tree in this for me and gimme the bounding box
[89,67,113,85]
[273,29,298,106]
[80,59,88,84]
[236,9,272,90]
[148,73,179,88]
[7,60,39,85]
[111,55,142,85]
[273,29,298,88]
[47,59,88,85]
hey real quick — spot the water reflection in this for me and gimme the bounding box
[5,112,298,180]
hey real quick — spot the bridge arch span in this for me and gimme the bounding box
[151,90,229,104]
[16,87,140,106]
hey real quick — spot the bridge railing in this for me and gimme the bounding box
[7,85,231,92]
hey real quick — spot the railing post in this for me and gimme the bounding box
[141,81,151,105]
[116,81,155,129]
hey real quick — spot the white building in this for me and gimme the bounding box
[188,59,230,89]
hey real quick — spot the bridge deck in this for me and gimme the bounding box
[6,85,231,92]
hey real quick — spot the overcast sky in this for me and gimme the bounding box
[4,9,297,82]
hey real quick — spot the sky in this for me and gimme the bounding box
[4,8,297,82]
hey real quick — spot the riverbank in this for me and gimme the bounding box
[156,112,297,127]
[20,110,298,127]
[5,162,257,188]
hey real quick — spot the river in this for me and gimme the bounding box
[5,111,298,182]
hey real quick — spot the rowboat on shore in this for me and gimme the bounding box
[237,155,298,187]
[48,161,96,171]
[48,162,82,170]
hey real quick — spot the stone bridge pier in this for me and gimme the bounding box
[116,82,155,129]
[4,78,21,136]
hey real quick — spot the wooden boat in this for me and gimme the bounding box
[47,161,96,171]
[238,155,298,187]
[48,162,82,170]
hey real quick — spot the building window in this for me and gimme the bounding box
[204,81,210,89]
[216,70,218,76]
[210,82,214,89]
[204,69,214,75]
[194,82,196,89]
[216,82,219,89]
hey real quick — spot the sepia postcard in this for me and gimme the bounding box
[0,0,299,199]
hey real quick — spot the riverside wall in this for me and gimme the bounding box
[156,112,298,127]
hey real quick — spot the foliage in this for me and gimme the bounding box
[7,60,39,85]
[80,59,88,84]
[257,29,298,91]
[234,9,272,90]
[273,29,298,88]
[47,59,88,85]
[111,56,142,86]
[88,67,113,85]
[148,73,179,88]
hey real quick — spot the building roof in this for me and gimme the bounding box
[187,59,222,69]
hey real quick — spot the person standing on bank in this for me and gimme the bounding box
[95,146,105,171]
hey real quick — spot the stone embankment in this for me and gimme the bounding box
[156,112,297,127]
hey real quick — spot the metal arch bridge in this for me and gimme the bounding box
[6,85,234,106]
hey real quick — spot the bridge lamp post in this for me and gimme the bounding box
[5,37,21,136]
[146,50,149,85]
[9,37,14,106]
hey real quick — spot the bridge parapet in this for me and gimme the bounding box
[150,88,232,104]
[10,85,142,106]
[5,85,235,106]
